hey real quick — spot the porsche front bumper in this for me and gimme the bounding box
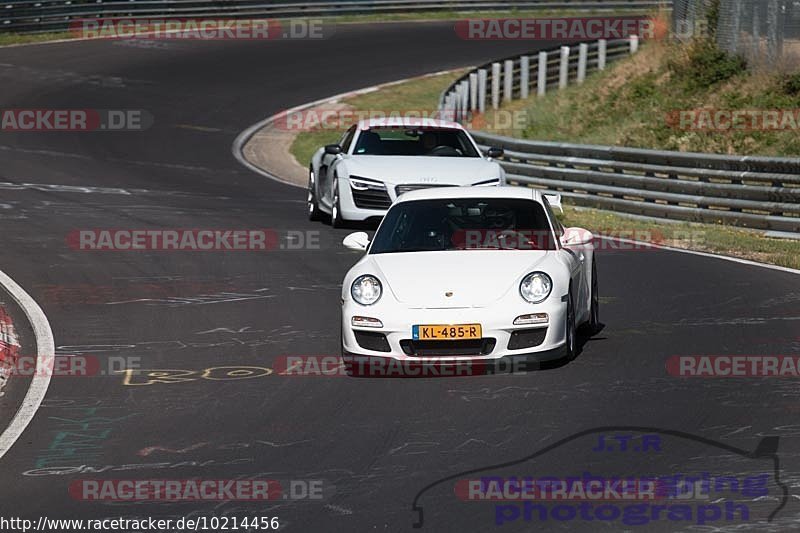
[341,296,569,367]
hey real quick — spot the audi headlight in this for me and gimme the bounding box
[349,176,386,191]
[351,275,382,306]
[520,272,552,303]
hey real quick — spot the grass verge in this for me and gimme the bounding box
[485,38,800,156]
[0,32,72,47]
[559,206,799,270]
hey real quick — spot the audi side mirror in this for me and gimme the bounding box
[486,147,504,159]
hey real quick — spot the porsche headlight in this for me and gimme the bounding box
[351,275,382,306]
[520,272,552,303]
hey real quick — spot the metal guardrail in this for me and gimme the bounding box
[1,0,664,34]
[439,37,800,234]
[439,38,634,113]
[471,131,800,233]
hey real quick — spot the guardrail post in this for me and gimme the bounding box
[598,39,607,70]
[451,87,461,122]
[538,51,548,97]
[559,46,570,89]
[443,93,453,121]
[630,34,639,54]
[577,43,588,83]
[520,55,530,99]
[478,68,487,113]
[469,72,478,111]
[503,59,514,102]
[460,80,469,122]
[491,62,501,110]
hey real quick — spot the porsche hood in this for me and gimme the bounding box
[367,250,554,308]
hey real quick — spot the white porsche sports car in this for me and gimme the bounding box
[340,187,599,370]
[307,117,506,227]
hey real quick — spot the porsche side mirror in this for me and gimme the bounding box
[486,147,504,159]
[561,227,593,247]
[325,144,342,155]
[343,231,370,251]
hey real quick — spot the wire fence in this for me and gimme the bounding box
[674,0,800,69]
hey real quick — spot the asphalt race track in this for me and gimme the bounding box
[0,21,799,532]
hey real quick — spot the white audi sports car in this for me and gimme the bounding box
[340,187,599,370]
[307,117,506,227]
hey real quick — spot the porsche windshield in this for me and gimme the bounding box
[353,126,480,157]
[369,198,557,253]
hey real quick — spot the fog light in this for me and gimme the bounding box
[352,316,383,328]
[513,313,549,325]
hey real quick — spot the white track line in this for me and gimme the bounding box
[0,270,54,459]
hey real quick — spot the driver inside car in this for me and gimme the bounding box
[419,131,438,155]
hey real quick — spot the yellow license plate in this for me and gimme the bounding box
[412,324,482,340]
